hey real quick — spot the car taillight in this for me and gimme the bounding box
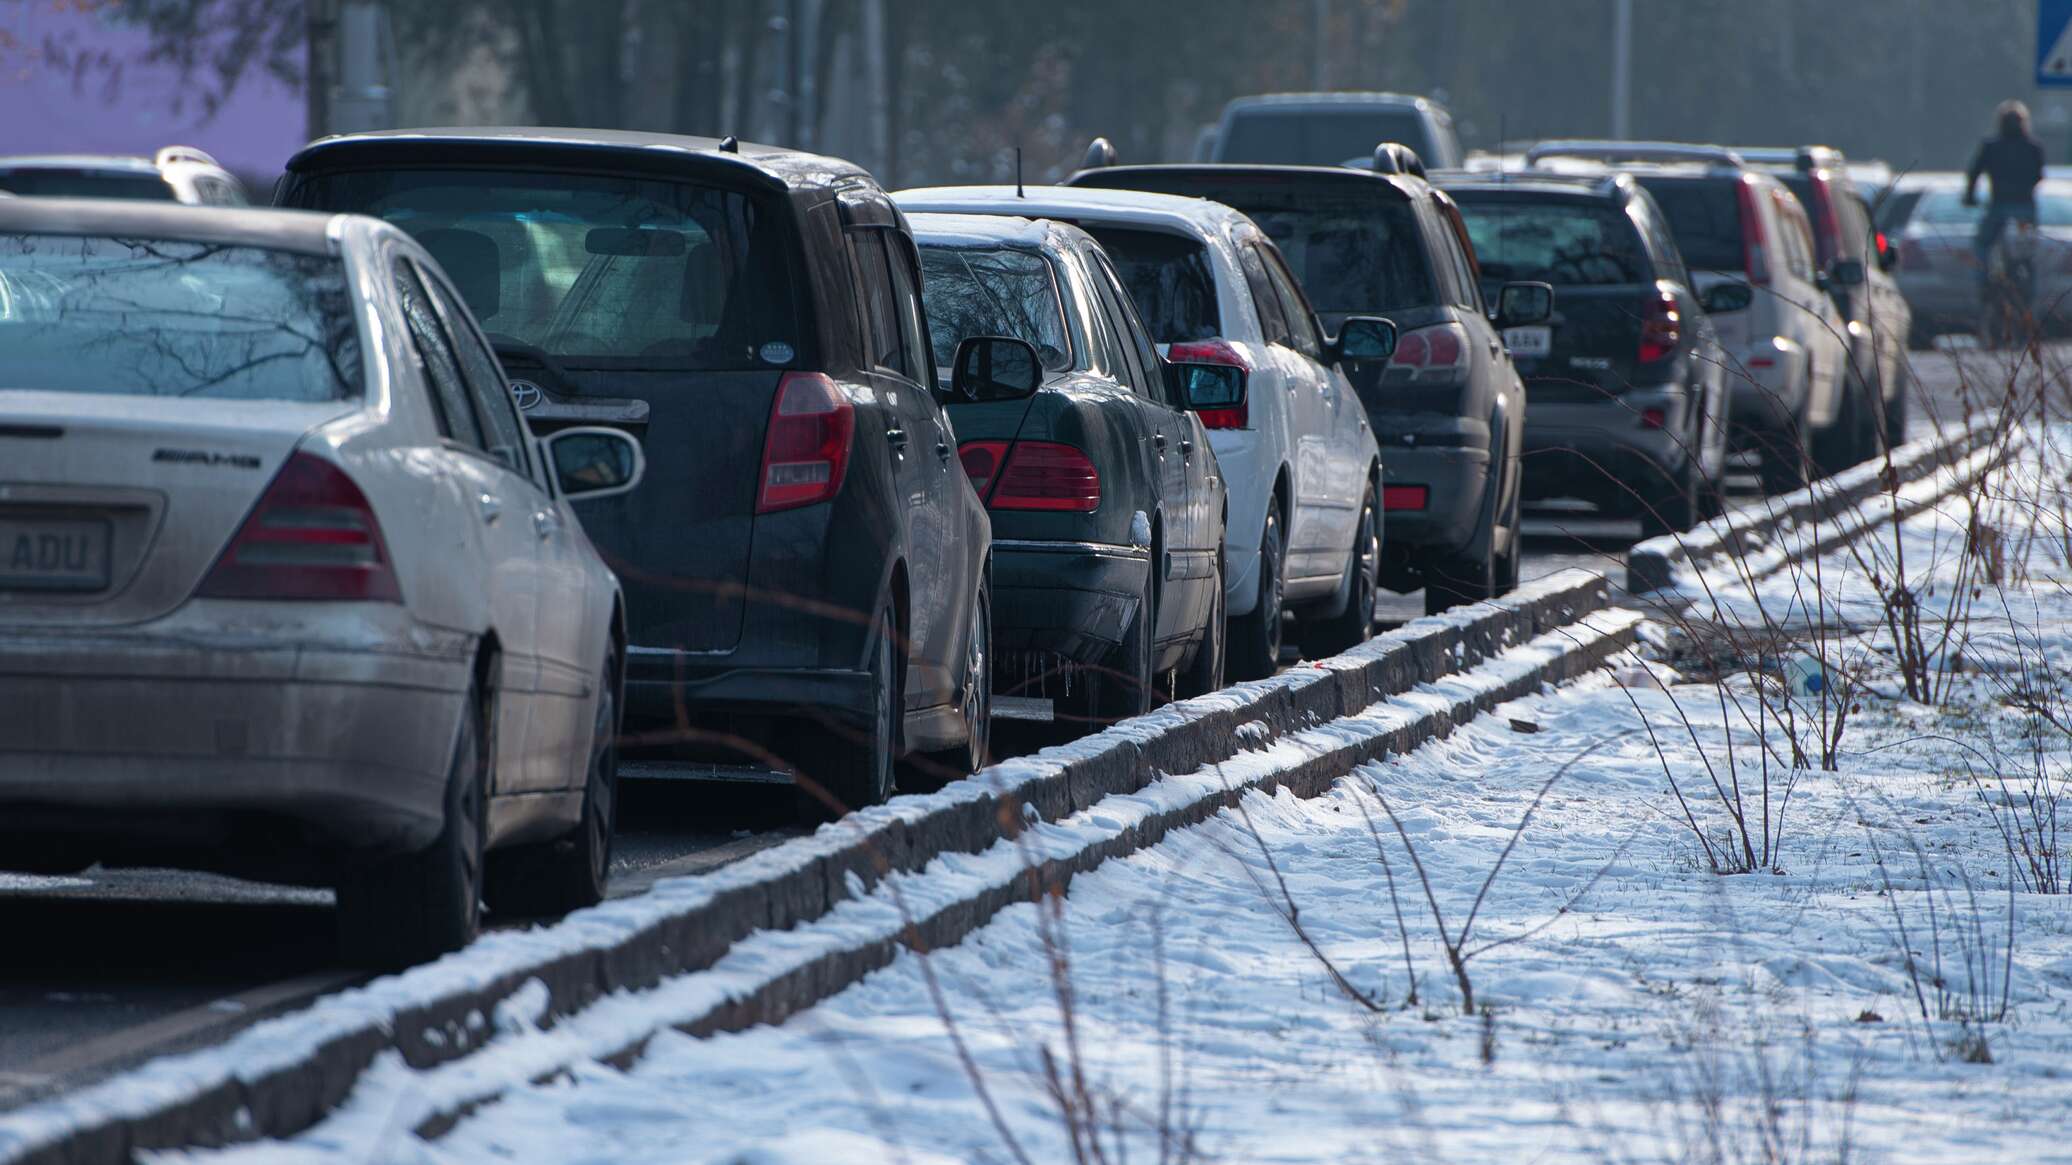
[197,451,401,602]
[1167,338,1253,429]
[1639,288,1681,363]
[1382,485,1428,511]
[976,441,1100,512]
[756,372,854,514]
[1386,323,1470,382]
[1736,177,1771,286]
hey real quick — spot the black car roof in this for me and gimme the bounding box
[1068,162,1419,200]
[285,127,879,194]
[0,197,340,255]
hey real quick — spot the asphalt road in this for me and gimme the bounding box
[0,342,2013,1110]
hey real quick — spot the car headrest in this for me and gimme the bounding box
[417,228,501,319]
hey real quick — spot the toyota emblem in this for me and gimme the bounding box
[509,380,544,411]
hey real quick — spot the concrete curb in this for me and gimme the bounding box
[1626,415,2006,596]
[2,572,1614,1165]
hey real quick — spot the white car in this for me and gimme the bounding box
[0,199,641,967]
[894,185,1388,678]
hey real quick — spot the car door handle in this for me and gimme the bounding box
[1179,439,1194,457]
[533,509,560,540]
[886,426,909,450]
[1488,339,1503,357]
[935,439,952,460]
[1153,432,1167,452]
[478,493,502,525]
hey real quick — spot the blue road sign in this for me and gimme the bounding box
[2042,0,2072,87]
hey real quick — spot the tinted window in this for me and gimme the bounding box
[1634,177,1747,272]
[1434,200,1483,310]
[1086,254,1155,397]
[293,167,801,370]
[417,262,531,475]
[915,243,1072,371]
[1219,108,1434,167]
[851,229,913,379]
[0,235,360,401]
[0,169,176,201]
[1231,193,1435,317]
[395,264,485,447]
[1095,254,1166,392]
[1260,247,1324,359]
[1238,243,1289,345]
[1079,226,1220,343]
[1453,195,1652,285]
[885,237,935,387]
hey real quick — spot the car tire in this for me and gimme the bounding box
[1906,323,1935,351]
[796,602,900,820]
[1881,374,1910,451]
[336,674,488,969]
[1299,485,1379,658]
[1639,457,1699,539]
[484,652,619,917]
[1227,506,1284,681]
[1758,421,1810,495]
[1810,371,1875,479]
[1174,535,1226,699]
[917,576,992,787]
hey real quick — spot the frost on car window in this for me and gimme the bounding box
[0,234,362,401]
[1079,226,1221,343]
[915,244,1073,372]
[1453,198,1648,286]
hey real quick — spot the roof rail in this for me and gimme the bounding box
[1729,144,1847,172]
[1370,141,1427,179]
[1082,137,1118,170]
[1523,140,1743,169]
[154,145,220,169]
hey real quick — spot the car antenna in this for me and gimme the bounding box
[1016,146,1025,198]
[719,135,739,154]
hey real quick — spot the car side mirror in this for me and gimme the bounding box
[1167,360,1247,413]
[1876,235,1899,271]
[1700,282,1754,314]
[1830,257,1866,287]
[950,335,1043,403]
[1331,315,1398,364]
[1494,281,1554,328]
[544,425,646,501]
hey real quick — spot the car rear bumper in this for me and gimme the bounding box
[0,602,472,876]
[1522,389,1694,507]
[1379,444,1489,556]
[990,538,1151,662]
[1208,429,1272,618]
[623,653,877,730]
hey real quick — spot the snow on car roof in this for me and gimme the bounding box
[895,185,1247,242]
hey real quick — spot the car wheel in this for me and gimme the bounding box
[1758,413,1810,495]
[336,673,488,969]
[1881,373,1910,451]
[798,602,900,819]
[1639,457,1699,539]
[1174,535,1226,699]
[1810,370,1875,479]
[1227,506,1284,681]
[1494,477,1522,597]
[484,652,619,917]
[1298,485,1378,658]
[917,576,992,787]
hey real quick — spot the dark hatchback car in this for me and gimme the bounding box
[1070,152,1551,614]
[905,212,1233,726]
[280,129,995,812]
[1441,171,1730,535]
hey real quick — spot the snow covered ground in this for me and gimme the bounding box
[183,424,2072,1164]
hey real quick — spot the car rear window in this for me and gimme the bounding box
[1907,186,2072,228]
[1451,195,1651,286]
[1633,176,1747,272]
[914,243,1073,372]
[1219,108,1434,168]
[0,169,176,201]
[291,167,802,370]
[0,235,362,401]
[1078,225,1220,343]
[1227,192,1435,316]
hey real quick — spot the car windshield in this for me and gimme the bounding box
[1200,188,1434,316]
[1907,186,2072,228]
[1219,108,1433,167]
[1634,176,1747,271]
[1452,196,1649,285]
[0,234,361,401]
[0,169,176,201]
[915,243,1073,372]
[1078,225,1220,343]
[293,167,801,370]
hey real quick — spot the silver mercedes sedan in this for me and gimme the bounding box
[0,199,641,967]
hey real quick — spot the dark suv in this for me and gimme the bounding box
[280,129,996,812]
[1441,171,1730,535]
[1070,147,1551,613]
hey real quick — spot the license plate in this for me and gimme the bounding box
[0,518,112,591]
[1504,326,1552,358]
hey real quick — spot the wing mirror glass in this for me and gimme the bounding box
[1700,282,1754,314]
[1494,281,1554,328]
[545,425,646,501]
[1167,360,1247,412]
[1333,315,1398,363]
[949,336,1043,402]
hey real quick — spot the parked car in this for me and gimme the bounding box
[1735,145,1915,460]
[898,211,1235,724]
[1879,173,2072,348]
[1069,148,1551,614]
[1440,171,1731,536]
[1526,142,1850,494]
[1207,92,1464,170]
[0,146,249,205]
[895,185,1390,677]
[279,129,994,811]
[0,198,638,966]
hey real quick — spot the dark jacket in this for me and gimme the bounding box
[1967,132,2045,206]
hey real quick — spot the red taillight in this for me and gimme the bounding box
[1382,485,1428,511]
[756,372,854,514]
[197,451,401,602]
[980,441,1100,512]
[1168,338,1252,429]
[1387,323,1469,381]
[1638,288,1681,363]
[959,439,1008,496]
[1640,407,1667,429]
[1736,177,1771,285]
